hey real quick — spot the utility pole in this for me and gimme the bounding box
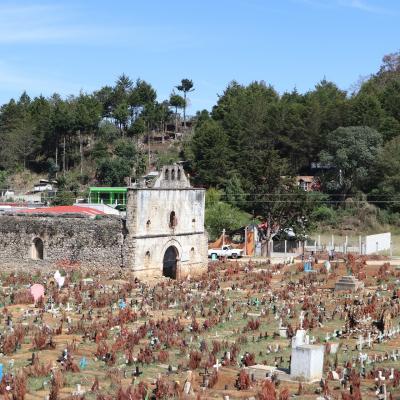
[63,135,66,177]
[78,130,83,176]
[147,121,151,170]
[55,140,58,179]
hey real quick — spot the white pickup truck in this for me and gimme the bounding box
[208,245,243,259]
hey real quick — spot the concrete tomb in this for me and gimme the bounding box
[290,329,324,382]
[335,275,364,292]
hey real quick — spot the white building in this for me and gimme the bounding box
[0,189,15,199]
[123,164,208,279]
[33,179,57,193]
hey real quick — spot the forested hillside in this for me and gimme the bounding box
[185,52,400,236]
[1,52,400,235]
[0,76,192,194]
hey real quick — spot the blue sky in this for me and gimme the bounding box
[0,0,399,112]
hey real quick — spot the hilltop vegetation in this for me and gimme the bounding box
[185,52,400,237]
[1,52,400,237]
[0,76,191,191]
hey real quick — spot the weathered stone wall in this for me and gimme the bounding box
[124,187,208,278]
[0,166,208,278]
[0,214,123,271]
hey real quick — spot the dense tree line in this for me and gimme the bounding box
[187,52,400,223]
[1,52,400,240]
[0,76,190,187]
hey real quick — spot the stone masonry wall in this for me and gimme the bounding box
[0,214,123,271]
[124,187,208,278]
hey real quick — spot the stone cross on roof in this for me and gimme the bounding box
[299,311,305,330]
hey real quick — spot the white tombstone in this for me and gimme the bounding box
[291,329,309,348]
[324,260,331,273]
[290,344,324,382]
[184,382,191,394]
[367,332,372,348]
[290,329,324,382]
[213,360,221,372]
[299,311,305,330]
[358,335,364,350]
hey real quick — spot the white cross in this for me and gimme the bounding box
[65,303,73,312]
[367,332,372,348]
[358,335,363,350]
[49,304,59,315]
[213,360,222,372]
[299,311,305,330]
[377,370,385,381]
[325,333,330,342]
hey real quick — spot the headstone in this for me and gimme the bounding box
[331,371,340,380]
[335,276,364,291]
[73,384,85,396]
[184,382,191,394]
[367,332,372,348]
[244,365,276,380]
[290,329,324,382]
[213,360,221,372]
[290,344,324,382]
[79,357,87,370]
[304,262,312,272]
[299,311,305,330]
[291,329,309,348]
[54,270,65,288]
[358,335,363,350]
[118,299,126,309]
[324,260,331,273]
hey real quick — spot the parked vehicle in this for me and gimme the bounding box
[208,245,243,259]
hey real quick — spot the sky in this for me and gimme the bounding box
[0,0,399,112]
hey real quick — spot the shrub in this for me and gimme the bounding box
[236,370,250,390]
[311,206,337,224]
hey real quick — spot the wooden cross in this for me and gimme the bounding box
[199,367,210,388]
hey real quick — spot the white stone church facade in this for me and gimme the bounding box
[123,164,208,279]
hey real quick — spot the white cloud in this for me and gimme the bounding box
[0,3,199,48]
[0,3,110,45]
[338,0,391,14]
[294,0,395,15]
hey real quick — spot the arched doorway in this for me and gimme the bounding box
[32,237,44,260]
[163,246,178,279]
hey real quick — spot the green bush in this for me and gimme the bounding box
[52,190,75,206]
[205,189,250,240]
[311,206,337,224]
[0,170,8,188]
[377,209,400,226]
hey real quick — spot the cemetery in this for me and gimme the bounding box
[0,252,399,399]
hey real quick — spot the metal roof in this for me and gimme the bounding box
[18,205,106,216]
[89,187,127,193]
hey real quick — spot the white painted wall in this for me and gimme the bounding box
[124,180,208,278]
[364,232,391,255]
[290,345,324,381]
[133,189,205,236]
